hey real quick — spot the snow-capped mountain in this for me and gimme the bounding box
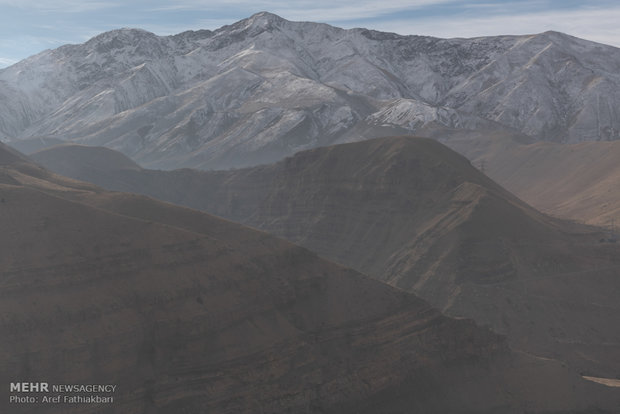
[2,12,620,169]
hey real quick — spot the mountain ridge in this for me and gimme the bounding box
[3,12,620,170]
[6,138,620,413]
[32,136,620,379]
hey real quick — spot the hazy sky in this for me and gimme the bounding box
[1,0,620,68]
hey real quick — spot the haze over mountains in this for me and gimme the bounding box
[6,142,620,412]
[3,12,620,170]
[31,137,620,382]
[4,10,620,413]
[5,11,620,228]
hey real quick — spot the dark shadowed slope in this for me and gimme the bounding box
[194,137,620,379]
[31,137,620,381]
[7,142,619,413]
[29,143,143,193]
[0,141,31,165]
[6,136,66,155]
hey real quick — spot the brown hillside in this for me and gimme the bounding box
[6,143,616,413]
[33,137,620,381]
[408,127,620,227]
[474,140,620,227]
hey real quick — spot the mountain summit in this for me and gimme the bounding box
[2,13,620,169]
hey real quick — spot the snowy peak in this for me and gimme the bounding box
[71,27,171,63]
[239,11,287,30]
[85,27,159,47]
[213,11,288,40]
[170,28,214,44]
[2,13,620,168]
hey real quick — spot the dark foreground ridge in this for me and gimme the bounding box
[30,136,620,382]
[3,139,620,412]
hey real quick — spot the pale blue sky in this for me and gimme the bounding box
[1,0,620,68]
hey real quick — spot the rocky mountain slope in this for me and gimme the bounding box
[2,12,620,169]
[6,142,620,413]
[464,139,620,227]
[401,126,620,227]
[33,137,620,381]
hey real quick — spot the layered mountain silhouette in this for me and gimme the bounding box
[2,12,620,170]
[30,137,620,382]
[3,10,620,413]
[9,142,620,412]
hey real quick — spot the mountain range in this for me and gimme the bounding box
[3,12,620,170]
[3,11,620,413]
[6,141,620,412]
[30,137,620,382]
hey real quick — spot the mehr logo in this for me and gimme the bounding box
[10,383,49,392]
